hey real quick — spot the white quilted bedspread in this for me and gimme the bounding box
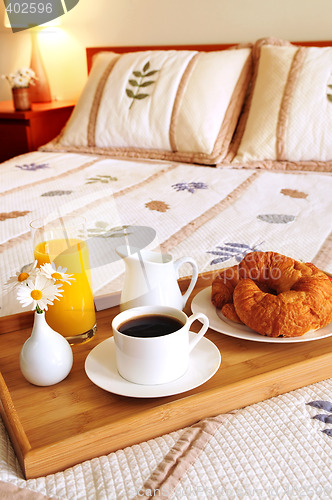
[0,152,332,499]
[0,379,331,499]
[1,151,332,316]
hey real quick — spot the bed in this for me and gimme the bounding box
[0,38,332,499]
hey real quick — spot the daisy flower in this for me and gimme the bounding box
[40,263,75,285]
[5,261,38,291]
[1,67,36,88]
[12,75,29,88]
[19,67,35,79]
[17,274,63,313]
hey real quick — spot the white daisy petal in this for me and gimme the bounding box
[16,274,64,312]
[5,261,38,291]
[40,262,74,285]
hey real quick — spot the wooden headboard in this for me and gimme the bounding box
[86,41,332,73]
[86,43,236,73]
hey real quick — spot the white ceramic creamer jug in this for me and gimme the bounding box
[116,246,199,311]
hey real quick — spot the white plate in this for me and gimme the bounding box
[85,332,221,398]
[191,286,332,343]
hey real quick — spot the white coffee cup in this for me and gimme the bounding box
[112,305,209,385]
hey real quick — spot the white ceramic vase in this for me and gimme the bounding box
[20,311,73,386]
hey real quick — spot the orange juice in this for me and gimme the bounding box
[34,238,96,339]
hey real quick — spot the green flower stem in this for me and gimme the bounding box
[36,305,43,314]
[129,75,144,110]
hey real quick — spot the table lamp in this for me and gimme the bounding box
[4,8,61,102]
[28,27,53,102]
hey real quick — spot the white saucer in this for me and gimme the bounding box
[84,332,221,398]
[191,286,332,343]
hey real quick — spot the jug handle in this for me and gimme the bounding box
[174,257,199,307]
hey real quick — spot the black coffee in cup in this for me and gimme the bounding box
[118,314,184,338]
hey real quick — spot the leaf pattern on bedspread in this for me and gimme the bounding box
[84,222,131,239]
[257,214,296,224]
[0,210,31,221]
[280,188,308,199]
[307,400,332,437]
[86,175,118,184]
[172,182,208,193]
[145,200,170,212]
[15,162,49,171]
[207,241,264,265]
[41,190,73,197]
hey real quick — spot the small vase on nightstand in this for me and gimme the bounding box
[20,311,73,386]
[12,87,31,111]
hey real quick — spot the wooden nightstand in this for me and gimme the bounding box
[0,100,75,163]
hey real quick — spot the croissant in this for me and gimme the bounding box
[211,264,242,323]
[211,252,332,337]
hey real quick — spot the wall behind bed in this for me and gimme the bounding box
[0,0,332,102]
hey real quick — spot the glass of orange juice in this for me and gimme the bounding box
[30,216,97,345]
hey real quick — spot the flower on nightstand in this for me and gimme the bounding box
[1,67,37,88]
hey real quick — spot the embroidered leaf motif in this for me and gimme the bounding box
[84,223,131,239]
[307,400,332,412]
[257,214,296,224]
[15,163,49,171]
[207,241,264,266]
[280,188,308,199]
[172,182,208,194]
[313,414,332,423]
[135,93,149,100]
[145,200,170,212]
[140,81,155,88]
[86,175,118,184]
[307,400,332,438]
[0,210,31,221]
[41,190,72,197]
[126,61,159,110]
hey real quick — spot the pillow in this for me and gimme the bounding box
[230,38,332,171]
[47,48,252,165]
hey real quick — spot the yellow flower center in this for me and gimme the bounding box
[31,290,42,300]
[18,272,29,282]
[51,272,62,280]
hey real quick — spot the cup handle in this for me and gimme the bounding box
[174,257,199,307]
[186,312,209,353]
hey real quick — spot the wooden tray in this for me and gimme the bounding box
[1,271,332,479]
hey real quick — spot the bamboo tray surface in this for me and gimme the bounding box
[0,271,332,479]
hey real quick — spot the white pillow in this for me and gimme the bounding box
[48,48,252,165]
[231,38,332,171]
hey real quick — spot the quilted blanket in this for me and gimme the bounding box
[0,151,332,499]
[0,379,331,499]
[1,151,332,316]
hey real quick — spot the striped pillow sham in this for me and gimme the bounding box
[230,38,332,171]
[49,48,252,165]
